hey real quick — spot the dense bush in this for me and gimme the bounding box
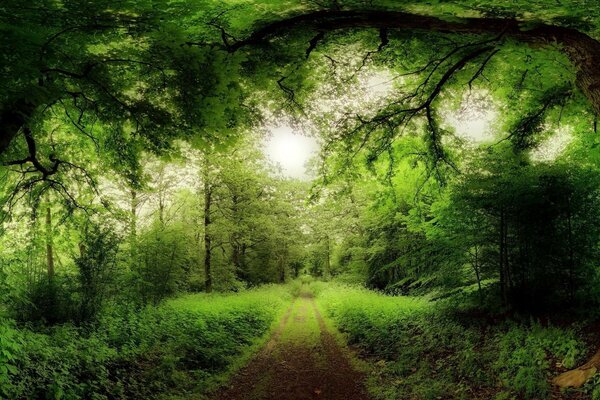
[316,284,587,400]
[10,275,80,325]
[75,222,120,323]
[0,285,291,399]
[133,222,199,305]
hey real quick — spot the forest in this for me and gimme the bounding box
[3,0,600,399]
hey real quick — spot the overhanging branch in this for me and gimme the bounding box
[208,9,600,114]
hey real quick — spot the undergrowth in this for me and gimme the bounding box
[0,285,292,399]
[314,282,592,400]
[3,280,597,399]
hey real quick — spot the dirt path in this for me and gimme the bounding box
[213,295,371,400]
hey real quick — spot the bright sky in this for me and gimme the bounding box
[361,70,395,98]
[263,125,320,180]
[531,125,574,162]
[444,90,499,144]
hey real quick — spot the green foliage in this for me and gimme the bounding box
[316,283,587,400]
[10,276,80,325]
[0,285,291,399]
[3,1,600,398]
[495,324,584,398]
[325,137,600,311]
[133,222,197,305]
[75,222,120,322]
[432,154,600,309]
[0,322,21,397]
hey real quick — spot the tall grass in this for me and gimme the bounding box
[1,285,292,399]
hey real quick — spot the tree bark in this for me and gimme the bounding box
[278,242,288,283]
[554,349,600,388]
[566,195,575,301]
[230,194,245,280]
[472,245,483,304]
[323,234,331,280]
[158,196,165,226]
[241,244,247,278]
[499,208,507,305]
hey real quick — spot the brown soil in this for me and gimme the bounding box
[213,295,371,400]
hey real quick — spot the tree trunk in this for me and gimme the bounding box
[130,190,138,267]
[158,196,165,226]
[232,242,240,273]
[473,246,483,304]
[504,223,512,293]
[230,194,244,280]
[278,243,288,283]
[203,158,213,293]
[279,256,286,283]
[554,349,600,388]
[241,244,247,278]
[0,98,36,155]
[46,206,54,279]
[566,195,575,301]
[499,209,506,304]
[323,235,331,280]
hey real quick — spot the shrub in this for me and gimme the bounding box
[75,222,120,323]
[0,322,21,398]
[10,275,79,325]
[495,324,584,399]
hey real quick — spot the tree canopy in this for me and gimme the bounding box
[4,1,600,397]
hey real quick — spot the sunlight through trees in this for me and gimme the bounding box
[3,0,600,398]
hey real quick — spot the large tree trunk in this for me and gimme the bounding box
[230,194,245,280]
[472,245,483,304]
[323,234,331,281]
[232,241,246,281]
[554,349,600,388]
[499,209,507,305]
[278,243,288,283]
[566,195,575,301]
[241,244,247,278]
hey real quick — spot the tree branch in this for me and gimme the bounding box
[217,9,600,113]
